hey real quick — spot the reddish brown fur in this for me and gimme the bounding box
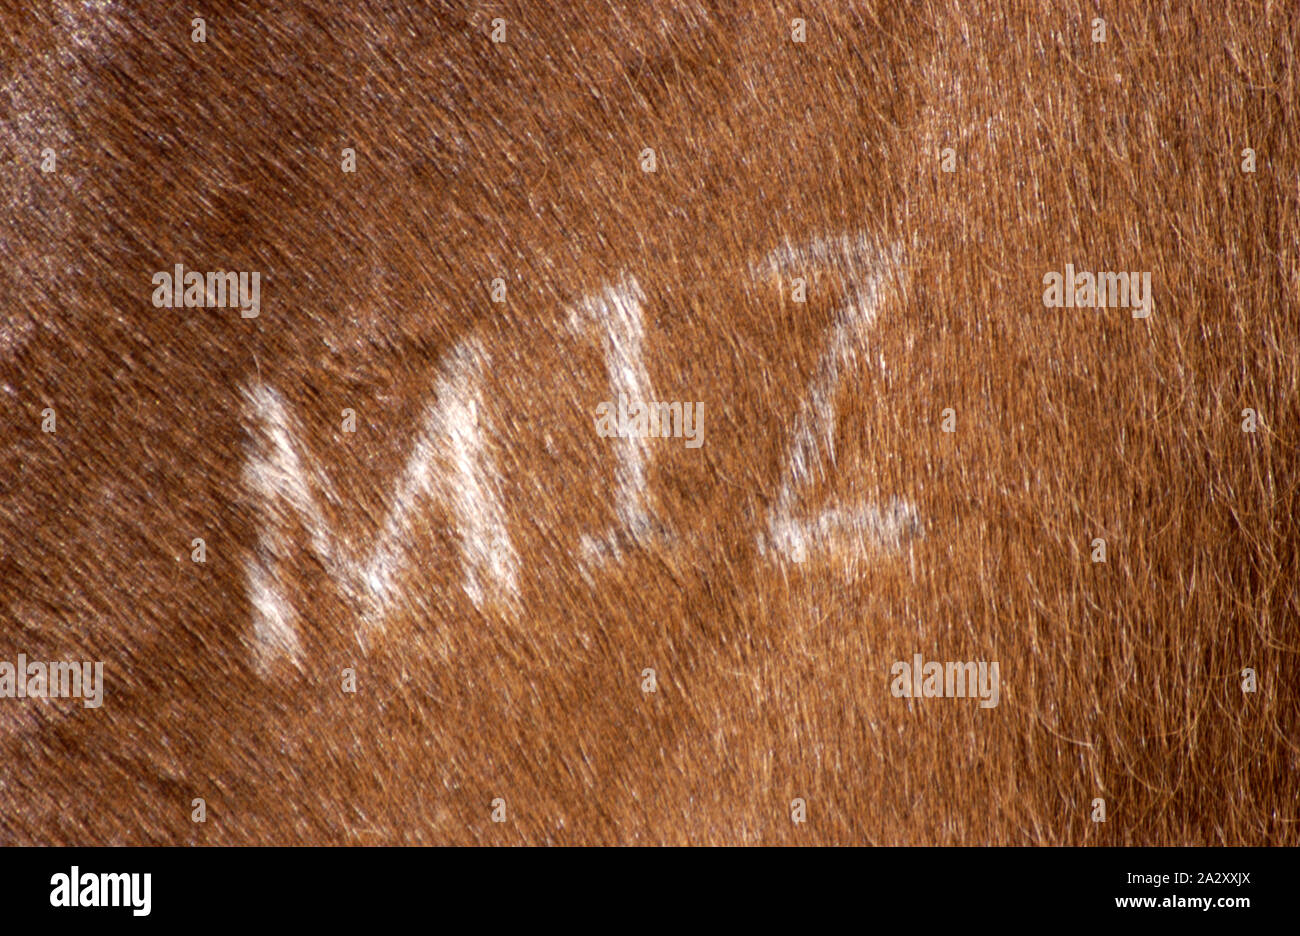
[0,0,1297,844]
